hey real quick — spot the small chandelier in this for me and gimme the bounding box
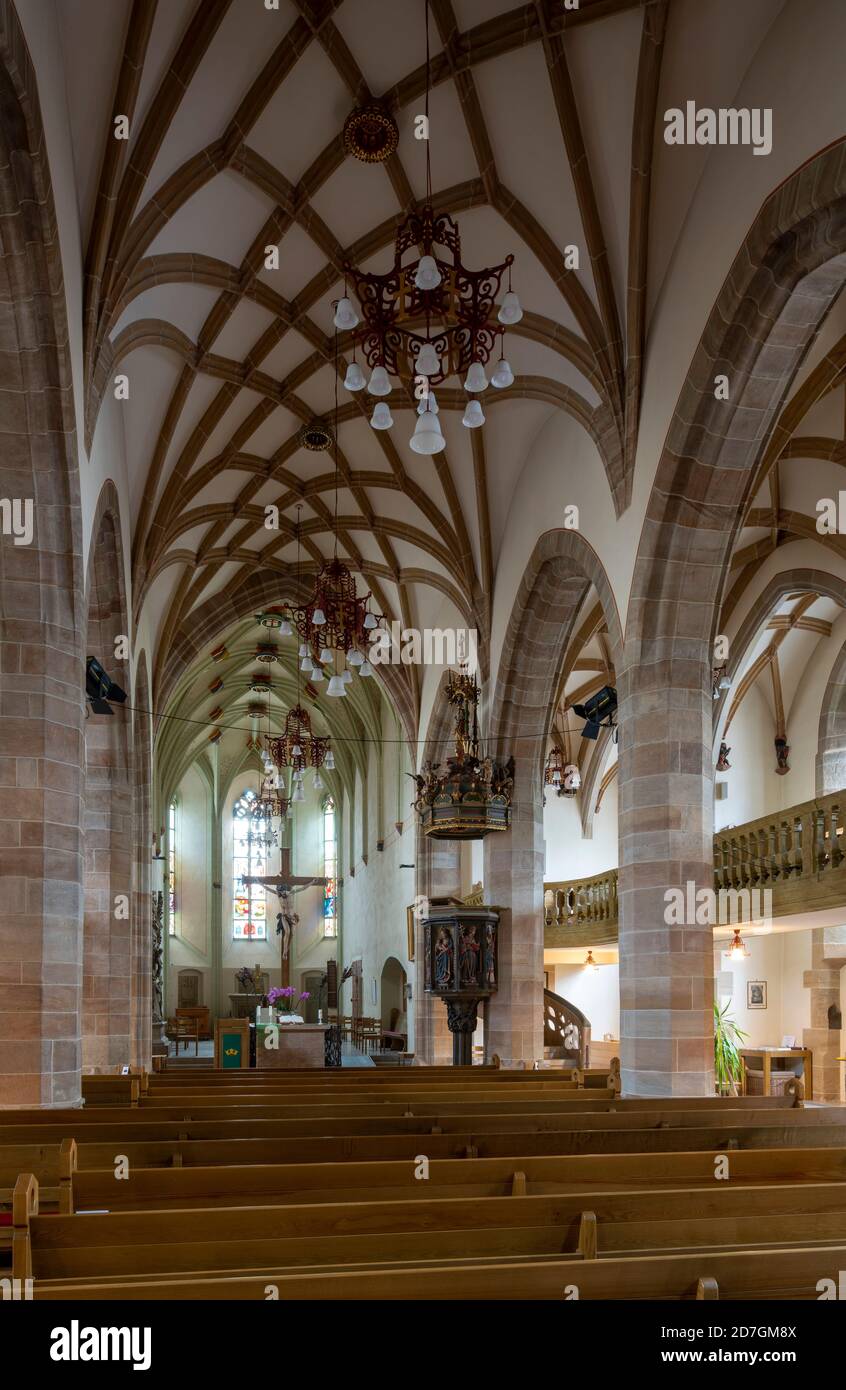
[544,746,564,790]
[335,0,519,453]
[291,557,382,695]
[265,704,333,794]
[584,950,599,973]
[724,928,750,961]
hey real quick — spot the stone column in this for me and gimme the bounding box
[617,662,715,1097]
[414,826,456,1064]
[483,737,545,1067]
[0,54,85,1106]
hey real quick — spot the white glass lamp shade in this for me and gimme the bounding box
[311,666,325,683]
[371,401,393,430]
[325,750,335,770]
[417,390,438,415]
[343,361,366,392]
[278,618,293,636]
[319,646,333,663]
[363,613,377,631]
[311,608,326,626]
[359,660,374,677]
[341,668,353,684]
[497,290,523,325]
[298,643,308,658]
[490,358,514,390]
[347,649,364,666]
[414,255,442,291]
[462,399,485,428]
[367,365,391,396]
[415,342,441,378]
[292,783,305,803]
[333,297,360,331]
[719,673,730,691]
[464,360,488,393]
[291,743,302,757]
[313,771,324,791]
[300,656,313,673]
[410,409,445,455]
[326,674,346,698]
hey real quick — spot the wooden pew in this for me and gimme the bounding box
[3,1109,843,1153]
[0,1140,75,1253]
[28,1245,846,1300]
[81,1074,142,1107]
[14,1173,846,1287]
[68,1145,846,1210]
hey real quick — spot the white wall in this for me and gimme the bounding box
[544,780,618,878]
[554,962,619,1041]
[714,929,812,1047]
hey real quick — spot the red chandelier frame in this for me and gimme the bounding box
[265,704,330,774]
[343,205,513,388]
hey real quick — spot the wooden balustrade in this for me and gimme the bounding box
[545,790,846,947]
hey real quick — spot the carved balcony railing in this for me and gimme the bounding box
[544,870,618,948]
[544,790,846,948]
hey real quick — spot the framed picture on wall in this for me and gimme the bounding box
[747,980,767,1010]
[406,905,416,961]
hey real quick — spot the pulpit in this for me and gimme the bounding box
[423,902,499,1065]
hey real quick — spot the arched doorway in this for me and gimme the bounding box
[380,957,407,1036]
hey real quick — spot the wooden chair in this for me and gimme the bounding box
[168,1016,199,1056]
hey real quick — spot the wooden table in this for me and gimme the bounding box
[740,1047,813,1099]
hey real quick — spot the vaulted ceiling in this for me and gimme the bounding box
[61,0,828,776]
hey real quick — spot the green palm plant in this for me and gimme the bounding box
[714,999,747,1095]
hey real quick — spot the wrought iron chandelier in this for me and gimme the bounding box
[332,0,520,454]
[265,704,333,802]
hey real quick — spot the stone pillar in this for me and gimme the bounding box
[0,50,85,1106]
[483,736,545,1067]
[617,663,715,1097]
[414,827,456,1064]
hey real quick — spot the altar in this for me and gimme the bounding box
[253,1022,329,1069]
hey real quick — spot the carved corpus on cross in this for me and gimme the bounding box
[241,846,326,963]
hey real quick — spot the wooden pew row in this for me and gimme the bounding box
[146,1061,614,1084]
[13,1174,846,1286]
[138,1079,597,1099]
[3,1112,843,1152]
[5,1093,809,1131]
[69,1146,846,1210]
[59,1135,846,1177]
[0,1139,75,1255]
[64,1148,846,1209]
[27,1245,846,1300]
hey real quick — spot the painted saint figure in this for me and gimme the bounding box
[459,923,480,984]
[434,927,453,989]
[483,923,496,988]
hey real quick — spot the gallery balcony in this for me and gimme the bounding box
[544,789,846,949]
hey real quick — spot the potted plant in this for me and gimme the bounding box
[714,998,747,1095]
[267,986,310,1023]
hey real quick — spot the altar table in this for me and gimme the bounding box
[254,1022,329,1069]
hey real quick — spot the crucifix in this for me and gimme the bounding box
[242,845,326,986]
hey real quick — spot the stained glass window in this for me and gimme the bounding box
[232,789,268,941]
[167,800,177,936]
[323,796,337,938]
